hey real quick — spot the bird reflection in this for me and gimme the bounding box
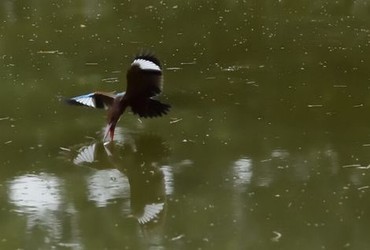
[61,127,172,227]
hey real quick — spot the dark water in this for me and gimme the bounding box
[2,1,370,249]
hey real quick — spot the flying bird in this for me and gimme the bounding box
[67,54,170,141]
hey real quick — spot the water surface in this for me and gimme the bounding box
[1,1,370,249]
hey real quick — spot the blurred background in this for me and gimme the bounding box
[1,0,370,249]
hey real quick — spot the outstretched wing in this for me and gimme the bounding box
[66,92,125,109]
[130,98,170,118]
[125,54,163,100]
[125,53,170,117]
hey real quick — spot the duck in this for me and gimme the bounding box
[66,53,170,141]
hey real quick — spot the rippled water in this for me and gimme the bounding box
[1,1,370,249]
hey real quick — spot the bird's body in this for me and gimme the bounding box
[67,54,170,141]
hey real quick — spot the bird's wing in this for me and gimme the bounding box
[66,92,125,109]
[130,98,170,118]
[125,54,163,99]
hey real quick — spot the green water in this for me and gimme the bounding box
[1,1,370,249]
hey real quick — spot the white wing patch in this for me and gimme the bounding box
[74,95,95,108]
[116,91,126,97]
[132,59,161,71]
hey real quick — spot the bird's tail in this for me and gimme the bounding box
[130,99,170,118]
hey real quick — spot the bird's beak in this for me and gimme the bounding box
[103,123,116,142]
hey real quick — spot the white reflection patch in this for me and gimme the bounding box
[8,173,63,212]
[160,165,174,195]
[232,158,253,188]
[271,149,290,159]
[86,169,130,207]
[8,173,65,240]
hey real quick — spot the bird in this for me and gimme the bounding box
[66,53,170,141]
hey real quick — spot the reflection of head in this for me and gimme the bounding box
[63,128,169,168]
[60,128,173,225]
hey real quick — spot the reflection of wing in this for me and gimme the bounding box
[66,92,125,109]
[137,203,164,224]
[73,144,96,165]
